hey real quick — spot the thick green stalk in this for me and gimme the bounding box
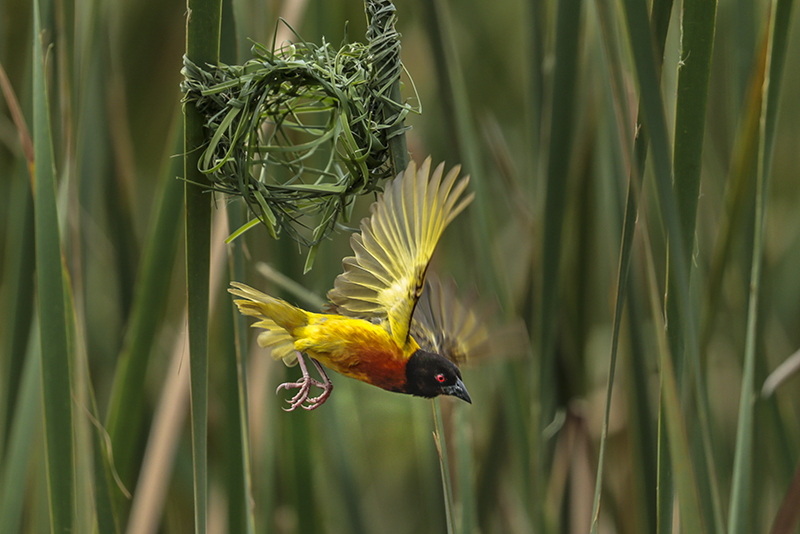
[672,0,717,267]
[33,0,75,531]
[728,0,796,532]
[224,202,255,534]
[649,0,677,529]
[184,0,222,532]
[667,0,723,532]
[218,1,254,530]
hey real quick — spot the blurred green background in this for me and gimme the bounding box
[1,0,800,532]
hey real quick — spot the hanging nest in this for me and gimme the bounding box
[180,0,418,268]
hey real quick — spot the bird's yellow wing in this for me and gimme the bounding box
[409,274,490,364]
[327,158,474,349]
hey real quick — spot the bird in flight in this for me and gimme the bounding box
[230,158,488,411]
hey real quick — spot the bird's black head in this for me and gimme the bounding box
[405,350,472,403]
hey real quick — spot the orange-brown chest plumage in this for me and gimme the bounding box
[291,313,419,393]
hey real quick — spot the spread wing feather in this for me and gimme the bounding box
[410,274,490,364]
[327,158,474,349]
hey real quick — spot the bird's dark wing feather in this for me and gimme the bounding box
[409,274,490,365]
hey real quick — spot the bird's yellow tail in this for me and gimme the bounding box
[228,282,309,365]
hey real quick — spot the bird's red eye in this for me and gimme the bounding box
[435,373,446,383]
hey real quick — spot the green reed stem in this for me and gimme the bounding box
[184,0,222,531]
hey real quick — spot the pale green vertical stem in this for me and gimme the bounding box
[728,0,795,532]
[184,0,222,532]
[432,399,456,534]
[455,405,474,534]
[641,213,707,534]
[225,201,256,534]
[33,0,76,531]
[650,1,677,529]
[218,2,255,530]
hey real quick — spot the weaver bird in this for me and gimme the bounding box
[230,158,489,410]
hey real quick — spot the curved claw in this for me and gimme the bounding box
[276,353,334,411]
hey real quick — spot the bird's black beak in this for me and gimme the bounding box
[443,378,472,404]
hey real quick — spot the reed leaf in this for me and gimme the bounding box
[223,202,257,534]
[185,0,223,532]
[433,399,456,534]
[367,0,408,175]
[589,0,659,527]
[669,0,724,531]
[218,2,255,529]
[0,319,41,534]
[32,1,77,532]
[728,0,796,532]
[0,163,36,457]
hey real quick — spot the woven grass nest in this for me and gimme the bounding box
[181,0,419,269]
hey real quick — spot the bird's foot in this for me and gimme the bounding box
[276,353,333,411]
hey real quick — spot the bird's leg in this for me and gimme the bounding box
[276,353,322,411]
[276,352,333,411]
[304,358,334,408]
